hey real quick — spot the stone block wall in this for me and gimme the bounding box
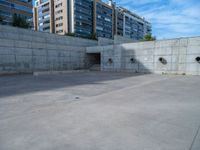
[100,37,200,75]
[98,37,114,46]
[0,25,97,74]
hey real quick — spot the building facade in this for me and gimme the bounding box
[34,0,93,36]
[0,0,33,26]
[33,0,151,40]
[34,0,54,33]
[53,0,68,34]
[115,7,152,40]
[69,0,93,36]
[93,0,114,39]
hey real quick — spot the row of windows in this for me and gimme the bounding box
[56,30,63,33]
[42,8,49,14]
[43,26,50,31]
[96,3,112,14]
[56,23,63,27]
[38,14,50,21]
[0,0,32,13]
[41,3,49,8]
[0,11,12,17]
[55,3,62,8]
[55,9,62,15]
[75,2,92,10]
[55,16,63,21]
[74,8,92,16]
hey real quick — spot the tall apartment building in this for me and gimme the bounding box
[33,0,151,40]
[53,0,68,34]
[34,0,93,36]
[68,0,93,36]
[0,0,33,26]
[34,0,54,33]
[115,7,152,40]
[93,0,114,39]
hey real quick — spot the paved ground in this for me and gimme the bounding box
[0,72,200,150]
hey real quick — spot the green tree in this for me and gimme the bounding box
[89,33,97,40]
[144,34,156,41]
[65,32,76,36]
[12,14,29,28]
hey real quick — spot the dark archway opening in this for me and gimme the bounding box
[87,53,101,71]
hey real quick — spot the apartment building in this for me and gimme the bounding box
[93,0,114,39]
[34,0,93,36]
[53,0,68,34]
[0,0,33,26]
[69,0,93,36]
[115,7,152,40]
[33,0,151,40]
[34,0,54,33]
[114,8,123,36]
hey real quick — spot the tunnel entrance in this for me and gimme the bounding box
[87,53,101,71]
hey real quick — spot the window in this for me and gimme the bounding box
[105,17,111,22]
[55,3,62,8]
[96,26,103,31]
[56,30,63,33]
[56,10,63,15]
[56,23,63,27]
[56,16,63,21]
[43,26,50,31]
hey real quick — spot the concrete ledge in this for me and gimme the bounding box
[33,70,90,76]
[0,71,32,76]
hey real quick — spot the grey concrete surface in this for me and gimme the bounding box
[0,72,200,150]
[86,36,200,75]
[0,25,97,74]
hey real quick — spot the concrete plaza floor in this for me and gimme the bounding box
[0,72,200,150]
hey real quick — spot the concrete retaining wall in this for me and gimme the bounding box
[90,37,200,75]
[1,25,199,75]
[98,37,114,46]
[114,35,135,44]
[0,25,97,74]
[97,36,135,46]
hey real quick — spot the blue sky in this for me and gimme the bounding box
[105,0,200,39]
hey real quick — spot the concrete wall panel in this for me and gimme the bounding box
[0,25,97,74]
[100,36,200,75]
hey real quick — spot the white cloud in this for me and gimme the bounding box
[119,0,200,39]
[118,0,161,5]
[101,0,200,39]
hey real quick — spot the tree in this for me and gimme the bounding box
[12,14,30,28]
[144,34,156,41]
[89,33,97,40]
[65,32,76,36]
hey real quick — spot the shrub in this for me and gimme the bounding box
[143,34,156,41]
[12,14,30,28]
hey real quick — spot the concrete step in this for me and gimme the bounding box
[90,64,100,71]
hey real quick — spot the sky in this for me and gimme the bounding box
[104,0,200,39]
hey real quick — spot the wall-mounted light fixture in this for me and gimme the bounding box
[159,57,167,65]
[196,57,200,63]
[130,58,136,63]
[108,58,113,64]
